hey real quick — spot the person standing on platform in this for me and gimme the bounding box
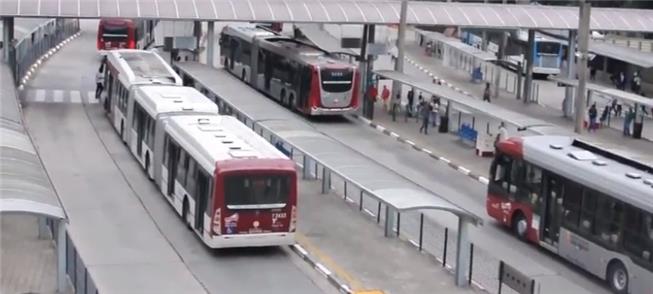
[632,71,642,94]
[95,67,105,99]
[430,96,439,127]
[588,103,598,132]
[483,82,491,103]
[495,122,509,145]
[419,100,431,135]
[381,85,390,111]
[624,107,635,136]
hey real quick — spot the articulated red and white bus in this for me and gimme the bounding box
[220,24,359,116]
[160,115,297,247]
[488,135,653,294]
[97,19,155,52]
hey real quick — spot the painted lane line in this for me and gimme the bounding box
[53,90,64,103]
[293,244,309,257]
[458,167,471,175]
[422,148,432,154]
[316,263,332,277]
[439,157,451,164]
[35,89,46,102]
[69,90,82,103]
[479,177,490,185]
[404,140,415,146]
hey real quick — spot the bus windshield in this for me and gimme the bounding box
[224,175,290,209]
[102,25,129,42]
[321,68,353,93]
[537,42,560,55]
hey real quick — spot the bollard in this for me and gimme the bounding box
[468,243,474,285]
[418,213,424,251]
[343,181,348,199]
[377,202,382,223]
[443,227,448,267]
[359,191,364,211]
[396,212,401,237]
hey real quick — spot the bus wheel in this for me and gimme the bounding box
[607,261,628,294]
[289,94,295,111]
[512,212,527,240]
[182,197,191,230]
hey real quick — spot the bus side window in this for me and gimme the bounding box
[186,159,197,199]
[562,180,583,230]
[623,206,652,263]
[523,163,543,209]
[594,196,624,246]
[491,154,511,188]
[579,188,598,234]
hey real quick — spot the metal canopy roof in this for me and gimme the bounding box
[0,64,65,220]
[589,41,653,69]
[550,76,653,109]
[174,62,481,224]
[295,23,357,55]
[1,0,653,32]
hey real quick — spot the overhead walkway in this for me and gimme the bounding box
[2,0,653,32]
[174,61,482,287]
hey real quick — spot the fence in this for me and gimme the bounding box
[46,219,98,294]
[12,19,80,85]
[194,80,523,294]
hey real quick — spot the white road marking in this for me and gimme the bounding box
[69,91,81,103]
[34,89,46,102]
[52,90,64,103]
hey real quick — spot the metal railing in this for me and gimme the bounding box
[12,19,80,85]
[196,83,522,293]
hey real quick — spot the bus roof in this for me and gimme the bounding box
[134,85,218,118]
[224,24,345,67]
[521,136,653,212]
[165,114,290,173]
[106,49,182,87]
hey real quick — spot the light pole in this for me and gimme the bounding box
[574,0,591,134]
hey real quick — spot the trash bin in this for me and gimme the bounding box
[439,116,449,133]
[633,122,643,139]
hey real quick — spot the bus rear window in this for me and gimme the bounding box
[537,42,560,55]
[321,68,353,93]
[102,25,129,41]
[224,175,290,208]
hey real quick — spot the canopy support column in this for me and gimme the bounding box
[522,30,535,104]
[392,0,408,108]
[384,206,396,238]
[574,0,592,134]
[564,30,577,117]
[3,17,14,63]
[454,218,471,287]
[193,21,201,62]
[206,21,215,68]
[56,220,66,293]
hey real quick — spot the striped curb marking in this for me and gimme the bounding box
[18,32,82,91]
[290,244,354,294]
[351,113,490,185]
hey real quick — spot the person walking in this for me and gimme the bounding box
[419,100,431,134]
[416,93,424,123]
[430,96,440,127]
[381,85,390,111]
[483,82,491,103]
[588,103,598,132]
[600,105,610,127]
[623,107,635,136]
[95,67,105,99]
[632,71,642,94]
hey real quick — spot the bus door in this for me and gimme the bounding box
[194,172,210,232]
[167,142,180,198]
[542,172,563,245]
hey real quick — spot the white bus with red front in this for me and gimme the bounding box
[220,24,359,116]
[160,115,297,248]
[488,135,653,293]
[97,19,155,52]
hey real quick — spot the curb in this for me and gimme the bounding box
[290,244,354,294]
[350,113,490,185]
[17,31,82,91]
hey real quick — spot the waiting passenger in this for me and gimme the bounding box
[483,83,491,103]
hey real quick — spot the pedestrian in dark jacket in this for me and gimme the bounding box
[588,103,598,132]
[483,82,491,102]
[419,100,432,134]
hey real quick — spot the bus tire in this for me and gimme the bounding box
[607,260,628,294]
[182,197,191,230]
[289,94,295,110]
[511,211,527,240]
[280,89,287,106]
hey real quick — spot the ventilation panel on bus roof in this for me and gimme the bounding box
[567,150,596,161]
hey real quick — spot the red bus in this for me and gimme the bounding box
[220,24,359,116]
[160,114,297,248]
[97,19,154,52]
[488,135,653,293]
